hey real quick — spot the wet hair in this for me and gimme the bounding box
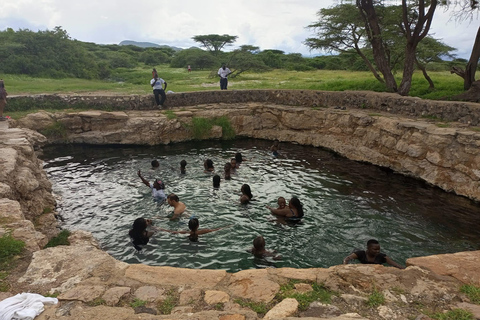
[151,160,159,168]
[289,197,304,218]
[367,239,379,247]
[213,175,221,188]
[168,193,179,202]
[235,152,243,163]
[154,179,165,189]
[204,159,214,170]
[241,184,253,199]
[188,217,199,242]
[180,160,187,174]
[129,218,149,248]
[252,236,266,256]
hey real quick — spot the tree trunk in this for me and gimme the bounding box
[451,80,480,102]
[398,0,437,96]
[415,57,435,90]
[355,45,385,83]
[357,0,398,92]
[398,43,418,95]
[464,26,480,90]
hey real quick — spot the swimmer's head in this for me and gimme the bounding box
[204,159,214,170]
[253,235,265,250]
[151,160,160,168]
[180,159,187,168]
[235,152,243,163]
[213,175,221,188]
[241,184,252,198]
[230,158,237,168]
[366,239,381,255]
[132,217,147,231]
[188,217,199,231]
[167,193,179,205]
[153,179,165,190]
[277,197,286,209]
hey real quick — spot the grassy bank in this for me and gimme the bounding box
[2,66,465,100]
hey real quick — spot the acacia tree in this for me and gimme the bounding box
[192,34,238,55]
[305,4,454,90]
[305,4,384,83]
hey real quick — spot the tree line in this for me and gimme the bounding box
[0,26,465,83]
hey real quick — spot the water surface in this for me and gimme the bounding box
[41,139,480,272]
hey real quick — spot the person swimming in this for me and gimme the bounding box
[235,152,246,165]
[271,140,280,157]
[248,235,281,260]
[166,193,187,220]
[276,197,286,209]
[129,217,154,250]
[180,159,187,174]
[267,197,304,219]
[204,159,214,172]
[151,160,160,169]
[343,239,405,269]
[159,217,230,242]
[137,170,166,203]
[213,174,221,189]
[224,162,232,180]
[240,184,253,204]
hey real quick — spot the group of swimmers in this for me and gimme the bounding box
[130,151,405,269]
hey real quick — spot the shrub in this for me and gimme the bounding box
[40,121,68,140]
[461,284,480,305]
[431,308,474,320]
[44,230,71,248]
[276,280,333,311]
[366,288,385,308]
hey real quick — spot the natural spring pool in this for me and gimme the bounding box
[41,139,480,272]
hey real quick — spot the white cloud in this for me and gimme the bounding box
[0,0,477,58]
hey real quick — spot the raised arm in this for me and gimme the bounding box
[343,252,358,264]
[137,170,150,187]
[158,228,189,234]
[385,256,405,269]
[196,224,233,235]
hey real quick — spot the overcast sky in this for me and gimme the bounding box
[1,0,478,59]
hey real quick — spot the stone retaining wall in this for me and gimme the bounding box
[9,90,480,125]
[13,103,480,201]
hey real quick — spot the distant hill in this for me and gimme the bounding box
[119,40,183,51]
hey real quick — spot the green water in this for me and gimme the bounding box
[41,139,480,272]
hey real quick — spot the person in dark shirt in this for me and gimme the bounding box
[343,239,405,269]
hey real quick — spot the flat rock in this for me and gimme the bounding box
[204,290,230,304]
[125,265,227,289]
[102,286,131,306]
[227,269,280,303]
[58,285,105,302]
[263,298,298,320]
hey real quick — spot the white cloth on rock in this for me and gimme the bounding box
[0,293,58,320]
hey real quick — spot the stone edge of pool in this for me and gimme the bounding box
[1,91,480,319]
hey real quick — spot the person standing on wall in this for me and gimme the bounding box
[0,79,7,121]
[218,63,231,90]
[150,74,167,108]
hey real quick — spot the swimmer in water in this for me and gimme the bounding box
[204,159,214,172]
[267,197,304,219]
[224,162,232,180]
[129,217,154,250]
[248,235,281,260]
[235,152,246,165]
[240,184,253,204]
[151,160,160,169]
[166,193,187,220]
[271,140,280,157]
[213,174,221,189]
[276,197,286,209]
[343,239,405,269]
[137,170,166,203]
[159,217,230,242]
[180,159,187,174]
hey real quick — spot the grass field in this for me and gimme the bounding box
[2,66,466,100]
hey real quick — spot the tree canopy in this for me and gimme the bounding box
[191,34,238,55]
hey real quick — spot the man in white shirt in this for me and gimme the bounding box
[217,64,232,90]
[150,75,167,107]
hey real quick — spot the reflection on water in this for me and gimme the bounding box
[41,139,480,272]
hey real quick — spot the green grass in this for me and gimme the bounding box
[130,298,148,308]
[157,289,178,314]
[164,110,177,120]
[234,299,270,314]
[44,230,71,248]
[40,121,68,141]
[460,284,480,304]
[431,308,474,320]
[0,233,26,292]
[366,288,385,308]
[188,116,236,140]
[1,68,467,100]
[276,280,333,311]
